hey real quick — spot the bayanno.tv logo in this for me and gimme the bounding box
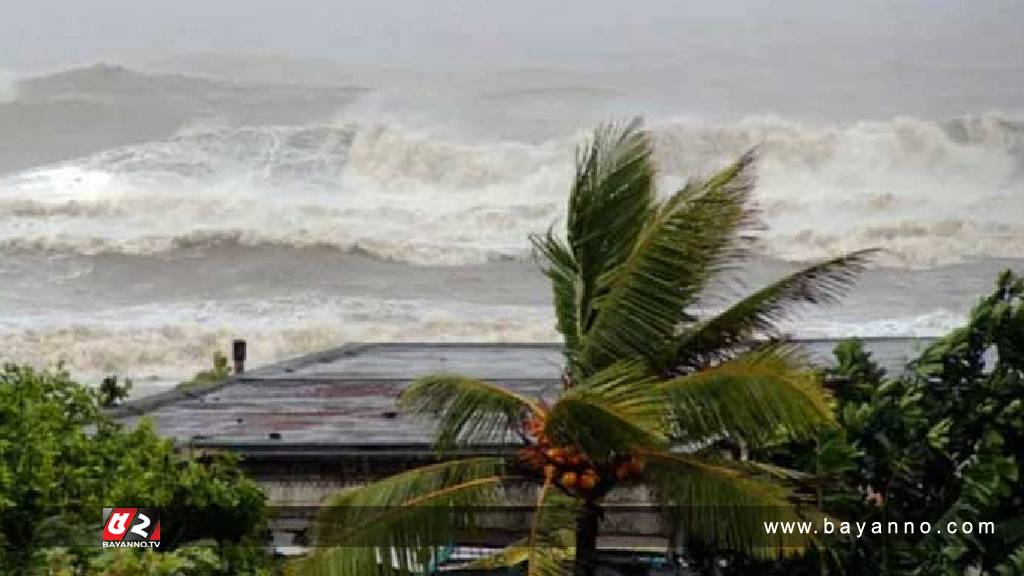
[101,507,161,548]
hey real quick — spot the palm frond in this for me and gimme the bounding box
[673,250,877,368]
[660,346,833,444]
[462,533,574,576]
[461,544,532,571]
[401,374,543,450]
[458,479,577,576]
[643,450,818,558]
[299,457,510,575]
[566,118,655,302]
[575,151,759,375]
[533,119,655,373]
[531,229,584,363]
[545,361,668,460]
[526,479,577,576]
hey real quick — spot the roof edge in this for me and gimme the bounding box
[106,342,376,419]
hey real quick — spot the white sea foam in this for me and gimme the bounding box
[0,296,559,386]
[780,309,965,339]
[0,291,966,389]
[654,115,1024,266]
[1,116,1021,267]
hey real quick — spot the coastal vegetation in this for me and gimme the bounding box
[726,271,1024,576]
[177,351,234,392]
[298,120,874,575]
[0,363,273,575]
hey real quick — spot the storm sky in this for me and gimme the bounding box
[4,0,1024,70]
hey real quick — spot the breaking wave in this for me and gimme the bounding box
[0,290,966,389]
[0,296,559,388]
[2,115,1022,267]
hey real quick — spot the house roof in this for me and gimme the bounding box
[110,343,564,456]
[109,339,928,457]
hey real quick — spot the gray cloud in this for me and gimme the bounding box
[3,0,1023,70]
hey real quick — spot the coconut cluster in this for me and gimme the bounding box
[517,417,645,496]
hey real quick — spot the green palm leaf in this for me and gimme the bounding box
[524,479,577,576]
[673,249,878,368]
[401,374,543,450]
[643,450,818,558]
[463,483,576,576]
[576,151,759,375]
[461,544,533,571]
[533,119,655,374]
[299,457,510,575]
[462,528,574,576]
[566,119,655,312]
[545,361,668,460]
[660,346,833,444]
[531,229,584,361]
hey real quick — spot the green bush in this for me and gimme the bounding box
[0,364,273,575]
[733,270,1024,575]
[178,352,233,392]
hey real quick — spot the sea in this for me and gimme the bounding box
[1,56,1022,394]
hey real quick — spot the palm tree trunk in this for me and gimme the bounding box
[575,501,600,576]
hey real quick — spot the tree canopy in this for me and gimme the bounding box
[735,271,1024,576]
[0,364,272,575]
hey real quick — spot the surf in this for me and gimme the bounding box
[1,115,1022,267]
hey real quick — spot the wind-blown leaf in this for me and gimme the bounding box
[673,249,878,368]
[531,230,584,364]
[525,480,577,576]
[567,119,655,320]
[660,346,833,444]
[401,374,542,450]
[545,361,668,460]
[576,151,759,375]
[298,457,510,576]
[533,120,656,375]
[643,451,818,558]
[431,481,576,576]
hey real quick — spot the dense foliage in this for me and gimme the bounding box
[0,364,273,575]
[724,270,1024,576]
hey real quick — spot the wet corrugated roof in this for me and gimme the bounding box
[109,339,927,455]
[111,343,564,453]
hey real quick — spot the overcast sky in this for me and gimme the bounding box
[4,0,1024,71]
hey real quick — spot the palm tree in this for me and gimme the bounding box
[296,120,874,576]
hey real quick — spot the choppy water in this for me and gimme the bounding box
[1,62,1022,393]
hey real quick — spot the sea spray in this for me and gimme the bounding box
[2,113,1023,382]
[1,116,1022,267]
